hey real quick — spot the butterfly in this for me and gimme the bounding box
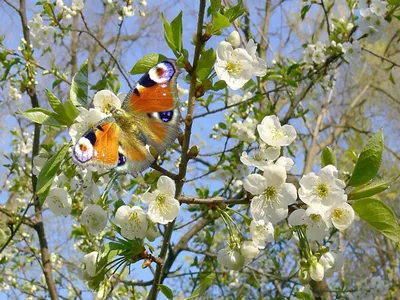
[72,59,181,175]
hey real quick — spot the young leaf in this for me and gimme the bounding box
[64,98,80,123]
[224,1,245,22]
[188,273,215,299]
[348,130,384,187]
[301,5,311,20]
[321,147,337,167]
[161,12,183,56]
[46,89,65,117]
[37,143,71,205]
[353,198,400,243]
[70,60,89,107]
[19,108,64,127]
[159,284,174,300]
[212,12,230,32]
[196,48,216,81]
[348,175,400,200]
[129,54,167,75]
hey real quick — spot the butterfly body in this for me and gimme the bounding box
[72,60,181,175]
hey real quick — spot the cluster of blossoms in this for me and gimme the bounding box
[214,31,267,90]
[42,90,183,277]
[357,0,388,43]
[9,86,22,101]
[28,14,56,49]
[217,114,354,283]
[106,0,148,20]
[56,0,85,19]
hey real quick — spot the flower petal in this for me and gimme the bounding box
[115,205,130,225]
[288,209,307,226]
[243,174,267,195]
[157,176,176,197]
[263,164,286,187]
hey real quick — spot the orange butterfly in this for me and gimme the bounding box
[72,60,181,175]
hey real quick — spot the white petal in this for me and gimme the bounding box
[45,187,72,217]
[114,205,130,225]
[240,241,260,259]
[280,124,297,146]
[250,195,270,222]
[263,164,286,187]
[240,152,254,166]
[319,165,339,181]
[83,251,98,277]
[288,209,307,226]
[216,41,233,61]
[243,174,267,195]
[275,157,294,172]
[266,207,288,224]
[264,146,280,161]
[309,262,324,282]
[93,90,121,114]
[157,176,176,197]
[217,247,245,270]
[142,191,157,204]
[121,206,148,239]
[277,183,297,206]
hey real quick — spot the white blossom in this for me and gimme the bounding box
[71,0,84,11]
[214,41,254,90]
[45,187,72,217]
[83,251,98,277]
[326,202,354,230]
[298,165,346,209]
[342,41,362,63]
[217,247,245,270]
[115,205,148,240]
[93,90,121,115]
[250,219,274,248]
[142,176,180,224]
[370,0,387,17]
[319,251,344,277]
[240,146,280,169]
[257,115,297,147]
[288,206,330,241]
[244,164,297,224]
[81,204,108,235]
[33,155,47,176]
[232,118,257,143]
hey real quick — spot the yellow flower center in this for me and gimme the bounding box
[310,214,321,222]
[226,61,242,75]
[332,208,343,221]
[268,125,285,141]
[101,95,115,114]
[316,183,329,199]
[155,193,170,213]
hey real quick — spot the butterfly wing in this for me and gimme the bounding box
[122,59,181,154]
[72,117,154,175]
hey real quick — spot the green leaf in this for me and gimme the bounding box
[196,48,216,81]
[161,12,183,56]
[19,108,64,127]
[188,273,215,299]
[353,198,400,243]
[301,5,311,20]
[225,1,245,22]
[64,98,80,123]
[212,12,230,32]
[70,60,89,107]
[321,147,337,167]
[210,0,221,13]
[129,54,167,75]
[37,143,71,205]
[348,175,400,200]
[159,284,174,300]
[211,80,227,91]
[348,130,384,187]
[46,89,65,116]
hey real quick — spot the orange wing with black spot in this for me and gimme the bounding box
[122,60,182,154]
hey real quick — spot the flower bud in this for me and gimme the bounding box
[188,145,200,159]
[240,241,260,259]
[217,246,245,270]
[309,261,324,282]
[226,31,241,48]
[83,251,99,277]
